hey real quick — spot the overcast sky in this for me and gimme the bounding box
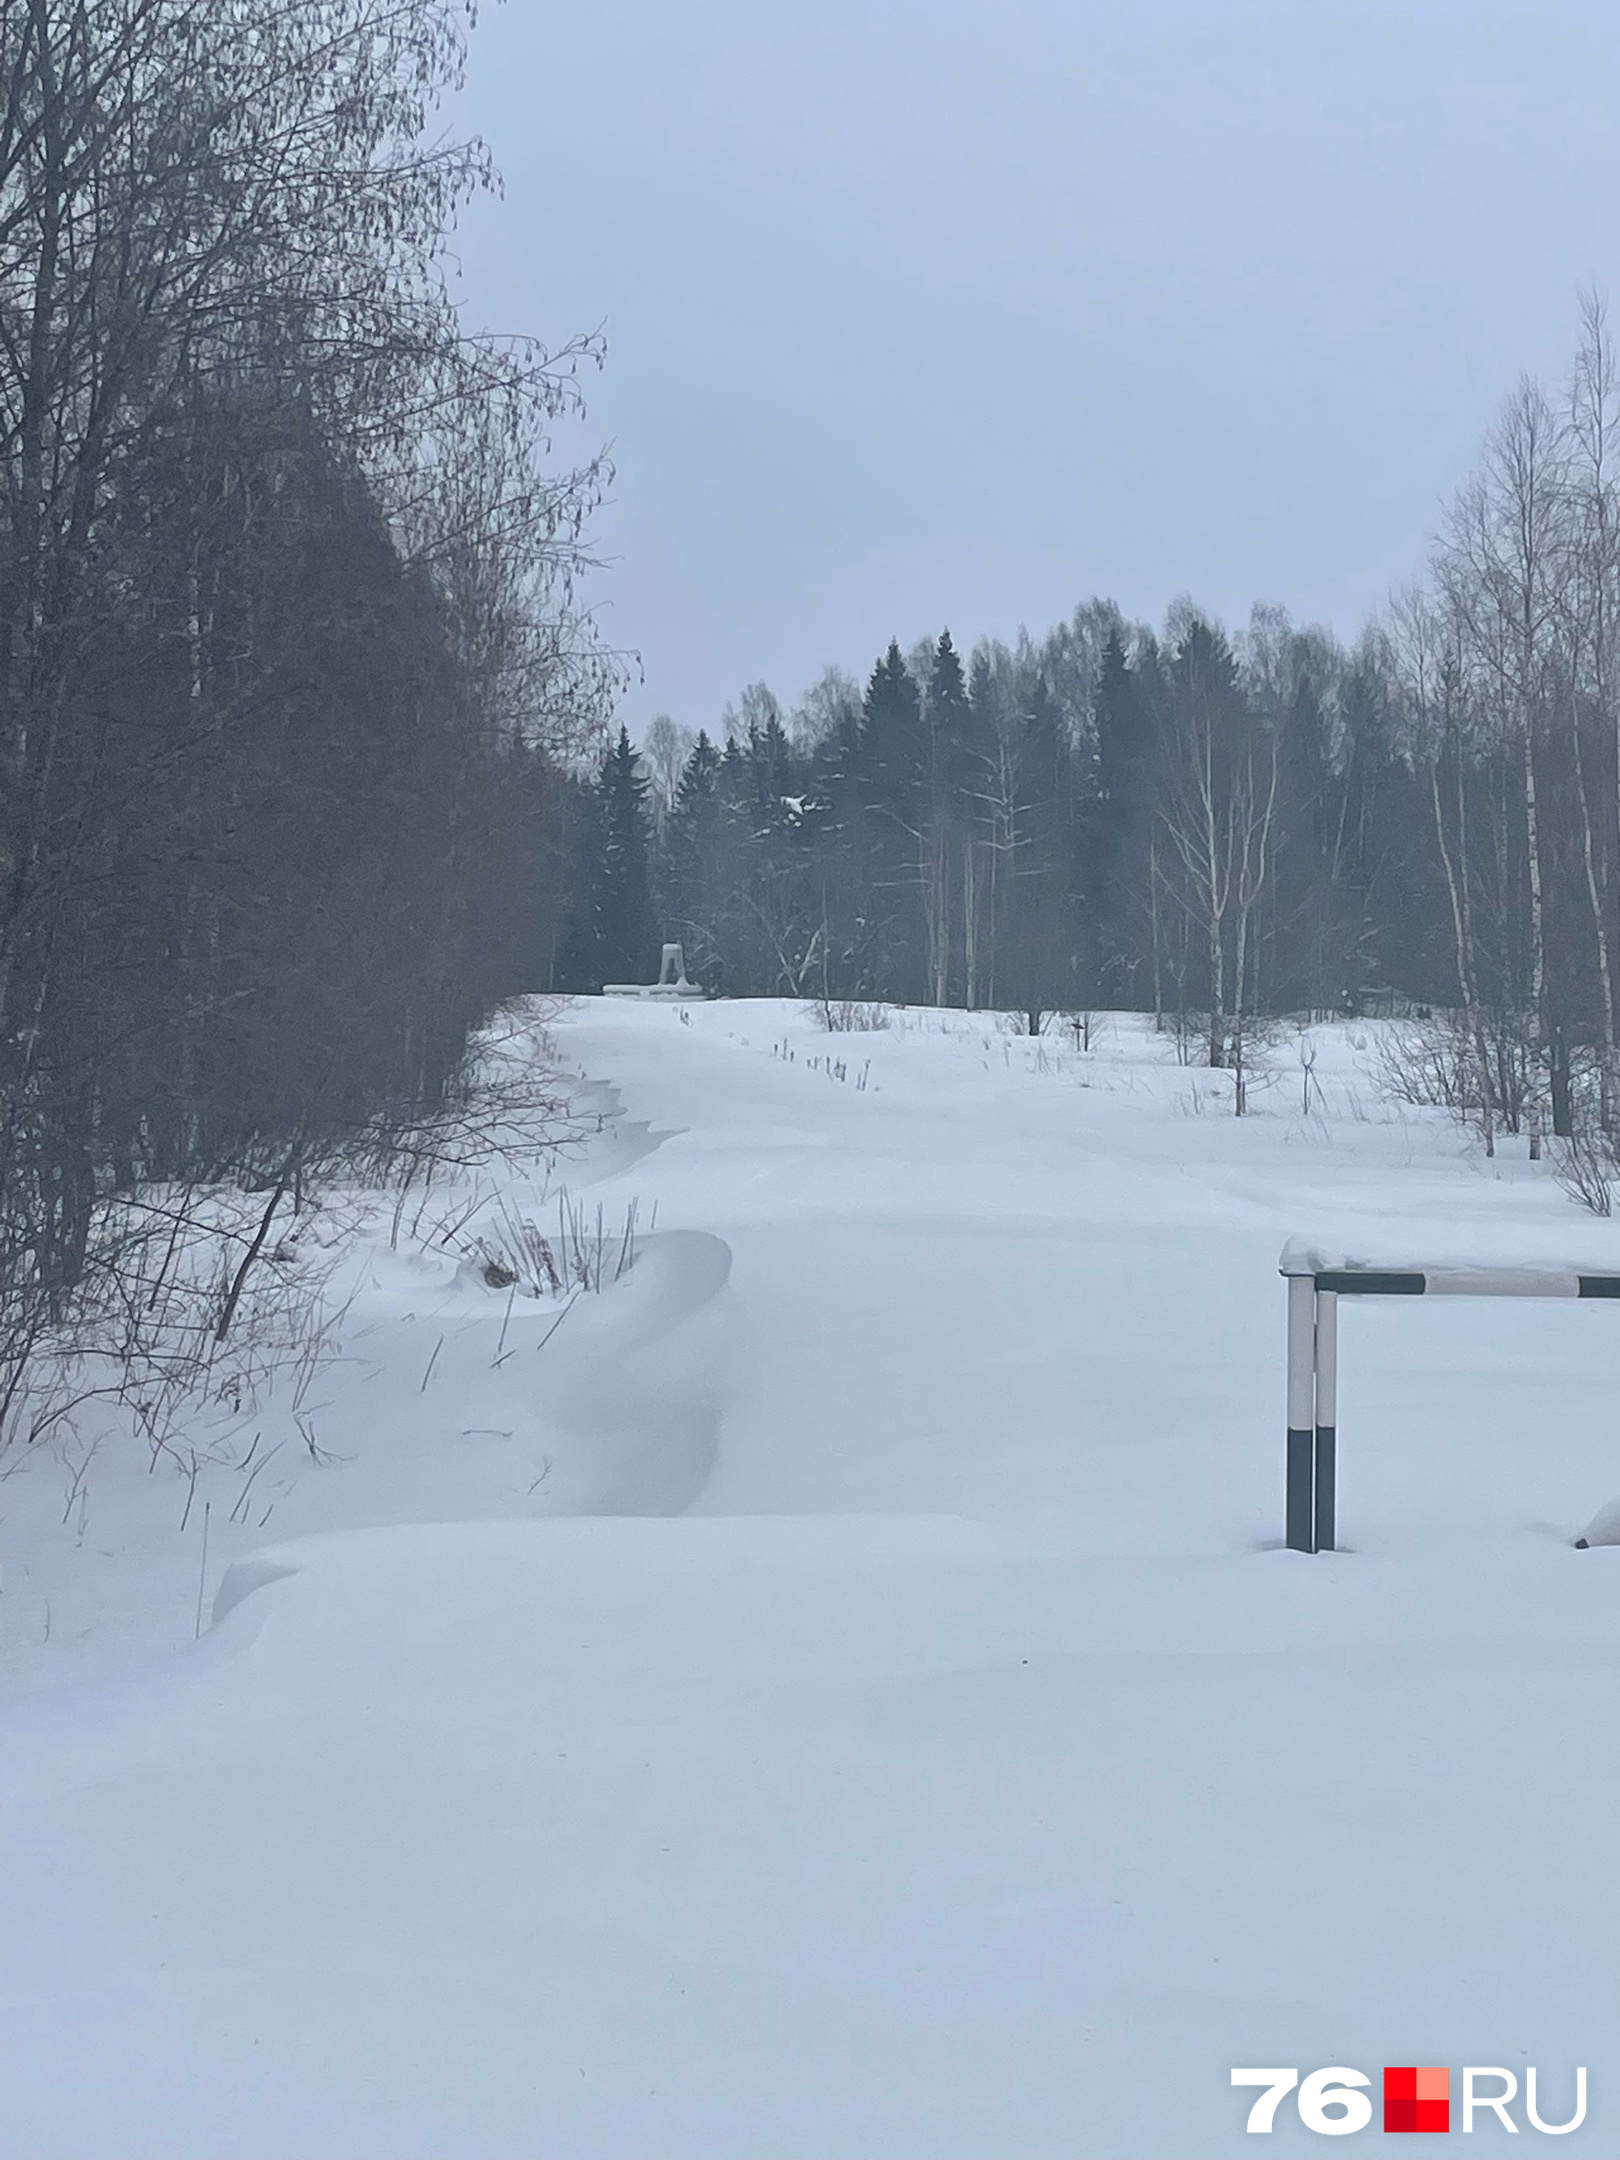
[453,0,1620,735]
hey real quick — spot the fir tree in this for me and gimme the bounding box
[856,641,930,996]
[998,672,1081,1024]
[860,640,925,826]
[657,729,725,986]
[563,727,659,989]
[926,628,971,779]
[1088,628,1153,999]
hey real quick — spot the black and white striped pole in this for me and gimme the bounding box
[1280,1240,1620,1553]
[1314,1287,1337,1554]
[1285,1272,1316,1553]
[1283,1267,1339,1554]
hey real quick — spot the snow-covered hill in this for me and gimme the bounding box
[4,1000,1617,2157]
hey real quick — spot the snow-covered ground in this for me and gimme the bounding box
[3,1001,1617,2157]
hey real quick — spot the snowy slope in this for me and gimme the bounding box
[3,1001,1618,2158]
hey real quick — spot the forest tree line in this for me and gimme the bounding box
[565,298,1620,1146]
[7,0,1619,1432]
[0,0,615,1405]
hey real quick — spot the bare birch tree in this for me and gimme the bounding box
[1157,620,1280,1107]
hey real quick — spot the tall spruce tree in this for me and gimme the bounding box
[1088,628,1154,1000]
[858,641,929,997]
[564,727,659,989]
[996,672,1081,1026]
[861,641,926,828]
[658,731,728,986]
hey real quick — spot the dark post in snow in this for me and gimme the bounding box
[1285,1272,1316,1553]
[1313,1288,1337,1555]
[1279,1240,1620,1553]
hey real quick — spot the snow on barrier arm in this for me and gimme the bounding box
[1277,1240,1620,1553]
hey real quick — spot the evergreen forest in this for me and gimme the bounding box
[567,307,1620,1154]
[6,0,1620,1425]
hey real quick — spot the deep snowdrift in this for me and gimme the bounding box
[3,1001,1617,2158]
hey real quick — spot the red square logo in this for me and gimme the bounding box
[1384,2066,1450,2133]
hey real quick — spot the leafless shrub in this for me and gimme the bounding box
[807,999,891,1033]
[1164,1004,1203,1067]
[0,1005,594,1483]
[1223,1016,1283,1116]
[1371,1011,1604,1158]
[1,1182,350,1468]
[463,1192,642,1298]
[1553,1133,1617,1216]
[348,1013,598,1209]
[1374,1015,1478,1112]
[57,1434,101,1527]
[469,1203,563,1295]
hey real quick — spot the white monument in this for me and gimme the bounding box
[602,942,704,1001]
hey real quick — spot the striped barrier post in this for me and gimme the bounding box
[1314,1288,1337,1555]
[1285,1273,1315,1553]
[1278,1243,1620,1554]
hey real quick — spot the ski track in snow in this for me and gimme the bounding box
[3,999,1619,2159]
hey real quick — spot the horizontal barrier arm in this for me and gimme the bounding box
[1282,1246,1620,1300]
[1314,1270,1425,1296]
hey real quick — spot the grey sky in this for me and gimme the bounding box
[455,1,1620,734]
